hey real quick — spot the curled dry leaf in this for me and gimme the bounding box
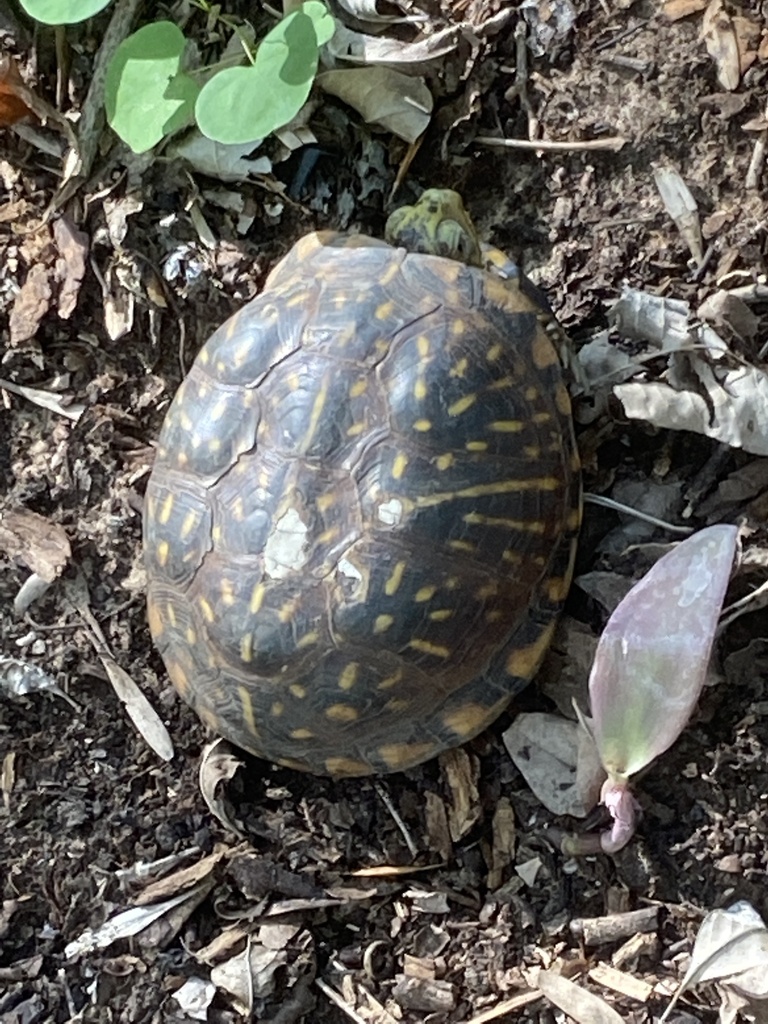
[335,0,425,25]
[53,217,89,319]
[0,55,37,126]
[327,22,459,68]
[317,67,432,143]
[608,288,695,351]
[168,135,272,183]
[9,264,53,346]
[653,165,704,264]
[198,739,247,838]
[616,358,768,456]
[64,888,201,958]
[210,939,288,1015]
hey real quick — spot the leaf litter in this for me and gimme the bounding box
[1,1,768,1022]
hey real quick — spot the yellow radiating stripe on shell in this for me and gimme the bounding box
[447,394,476,416]
[378,742,437,770]
[240,633,253,662]
[301,381,329,452]
[239,685,258,735]
[505,619,557,678]
[413,378,427,400]
[488,420,524,433]
[339,663,359,690]
[413,419,431,432]
[159,493,174,525]
[249,583,265,614]
[325,704,358,722]
[414,586,436,602]
[374,614,394,634]
[326,756,372,776]
[408,639,451,658]
[180,511,197,538]
[156,540,169,573]
[392,453,409,479]
[464,512,546,532]
[416,477,559,508]
[385,561,406,596]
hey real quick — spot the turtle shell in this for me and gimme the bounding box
[143,230,580,776]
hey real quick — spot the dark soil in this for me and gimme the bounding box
[2,1,768,1022]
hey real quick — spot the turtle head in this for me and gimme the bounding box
[385,189,482,267]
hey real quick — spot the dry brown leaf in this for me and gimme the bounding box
[663,0,708,19]
[9,263,53,346]
[537,969,625,1024]
[0,55,37,126]
[488,797,516,891]
[53,217,89,319]
[317,67,432,143]
[0,509,71,582]
[135,848,230,906]
[439,747,480,842]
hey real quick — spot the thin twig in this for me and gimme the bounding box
[374,781,419,858]
[584,494,693,535]
[475,135,626,153]
[315,978,368,1024]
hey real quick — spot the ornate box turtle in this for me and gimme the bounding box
[144,190,581,776]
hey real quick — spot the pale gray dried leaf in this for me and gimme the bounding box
[616,358,768,456]
[537,969,625,1024]
[326,22,458,67]
[608,288,694,350]
[103,657,174,761]
[661,902,768,1021]
[210,940,287,1015]
[64,889,197,958]
[335,0,425,24]
[171,977,216,1021]
[502,713,605,817]
[698,289,759,343]
[702,0,741,91]
[0,509,71,582]
[53,217,88,319]
[168,134,272,182]
[317,68,431,142]
[14,573,53,616]
[653,165,704,263]
[0,657,77,709]
[0,377,85,422]
[521,0,577,57]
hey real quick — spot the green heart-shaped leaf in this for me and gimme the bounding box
[105,21,199,154]
[20,0,112,25]
[196,2,335,145]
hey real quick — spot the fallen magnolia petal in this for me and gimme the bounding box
[589,524,739,780]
